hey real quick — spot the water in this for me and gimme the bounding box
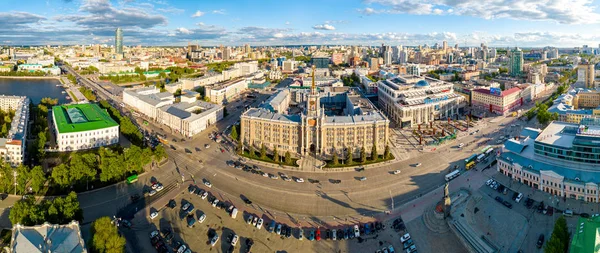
[0,78,69,104]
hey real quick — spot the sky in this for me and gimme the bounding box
[3,0,600,47]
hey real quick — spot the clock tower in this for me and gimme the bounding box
[303,65,322,155]
[307,65,320,117]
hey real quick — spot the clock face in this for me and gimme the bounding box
[309,101,315,106]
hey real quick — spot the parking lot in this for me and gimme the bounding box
[130,183,408,253]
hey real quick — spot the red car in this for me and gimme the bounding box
[316,229,321,241]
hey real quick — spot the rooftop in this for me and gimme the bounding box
[11,221,87,253]
[473,87,521,97]
[52,103,119,134]
[570,216,600,253]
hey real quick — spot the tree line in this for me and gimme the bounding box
[0,108,15,138]
[9,191,82,226]
[98,100,143,146]
[78,86,97,101]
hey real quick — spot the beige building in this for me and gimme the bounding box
[581,63,596,88]
[0,95,29,166]
[241,74,389,159]
[205,78,248,105]
[573,89,600,109]
[377,75,465,128]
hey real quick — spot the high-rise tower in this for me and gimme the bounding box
[115,28,123,55]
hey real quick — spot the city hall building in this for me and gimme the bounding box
[498,119,600,202]
[52,103,120,151]
[377,75,465,128]
[240,72,389,159]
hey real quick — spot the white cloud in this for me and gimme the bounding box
[212,9,226,15]
[191,10,204,18]
[363,0,600,24]
[285,21,290,25]
[176,27,192,34]
[312,24,335,30]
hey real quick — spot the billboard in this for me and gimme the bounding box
[490,87,502,96]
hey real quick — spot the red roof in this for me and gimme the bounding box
[473,87,520,97]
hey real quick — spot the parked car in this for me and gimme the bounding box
[536,234,545,248]
[515,193,523,203]
[276,224,282,235]
[393,170,401,175]
[354,225,360,237]
[210,234,219,247]
[403,239,414,249]
[246,215,253,225]
[256,218,263,229]
[268,220,276,233]
[150,211,159,219]
[198,213,206,223]
[400,233,411,243]
[230,234,239,246]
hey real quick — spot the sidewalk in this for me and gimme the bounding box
[492,173,599,215]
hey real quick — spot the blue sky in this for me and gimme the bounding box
[2,0,600,47]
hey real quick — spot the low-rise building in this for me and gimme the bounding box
[205,78,248,105]
[471,87,523,116]
[123,87,224,137]
[52,103,120,151]
[10,221,87,253]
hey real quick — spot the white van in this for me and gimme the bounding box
[515,193,523,203]
[231,208,238,219]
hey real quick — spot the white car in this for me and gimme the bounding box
[231,234,239,246]
[400,233,411,243]
[204,180,212,188]
[198,213,206,223]
[201,191,208,199]
[210,234,219,247]
[414,163,422,167]
[354,225,360,237]
[459,143,464,148]
[148,190,157,196]
[151,183,158,190]
[150,211,159,219]
[204,144,210,149]
[182,202,191,211]
[486,179,494,186]
[269,174,279,179]
[155,183,163,192]
[392,170,401,175]
[256,218,263,229]
[515,193,523,203]
[295,178,304,183]
[177,245,187,253]
[246,216,253,224]
[252,217,258,226]
[212,199,219,207]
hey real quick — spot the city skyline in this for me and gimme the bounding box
[3,0,600,47]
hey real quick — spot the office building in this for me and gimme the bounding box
[241,70,389,158]
[115,28,123,55]
[509,47,524,77]
[205,78,248,105]
[0,95,29,166]
[377,75,465,128]
[10,221,87,253]
[471,87,523,116]
[498,119,600,203]
[370,57,379,71]
[581,63,596,88]
[52,103,120,152]
[311,56,330,69]
[123,87,224,137]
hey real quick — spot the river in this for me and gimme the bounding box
[0,78,69,104]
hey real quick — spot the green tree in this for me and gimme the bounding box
[98,148,126,182]
[371,144,378,161]
[230,125,239,141]
[15,165,30,194]
[174,88,182,96]
[345,151,353,165]
[284,151,292,165]
[9,197,38,225]
[153,145,167,161]
[29,166,46,194]
[69,153,97,184]
[273,146,279,163]
[249,146,256,158]
[260,144,267,159]
[384,145,391,160]
[236,143,243,155]
[91,216,126,253]
[36,131,47,159]
[1,123,7,137]
[536,103,558,125]
[360,146,367,164]
[332,152,339,165]
[544,216,569,253]
[51,164,72,188]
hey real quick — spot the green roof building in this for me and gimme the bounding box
[570,216,600,253]
[51,103,120,151]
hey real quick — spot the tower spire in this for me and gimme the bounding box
[311,65,316,95]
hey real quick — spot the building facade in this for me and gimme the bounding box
[377,75,465,128]
[11,221,87,253]
[498,120,600,203]
[241,73,389,159]
[471,87,523,116]
[52,103,120,151]
[115,28,123,55]
[509,47,524,77]
[0,95,29,166]
[205,78,248,105]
